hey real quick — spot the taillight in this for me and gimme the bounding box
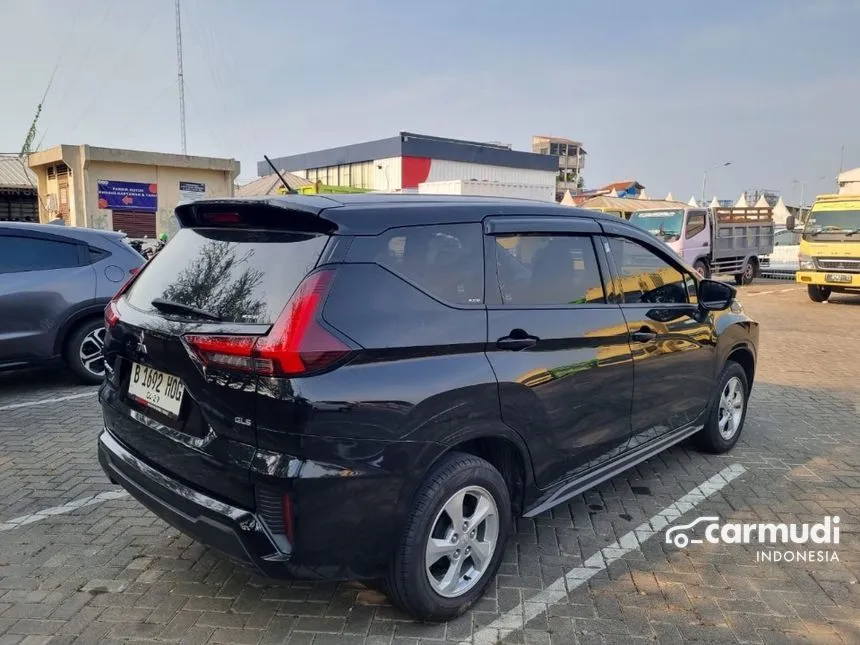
[180,335,259,372]
[183,269,351,377]
[105,266,144,330]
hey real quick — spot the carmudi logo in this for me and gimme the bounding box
[665,516,841,563]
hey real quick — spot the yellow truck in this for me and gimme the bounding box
[787,194,860,302]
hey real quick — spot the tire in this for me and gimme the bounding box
[693,259,710,279]
[734,261,755,286]
[807,285,831,303]
[695,361,749,454]
[385,452,511,622]
[63,318,107,385]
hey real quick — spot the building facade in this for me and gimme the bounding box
[0,155,38,222]
[531,136,586,201]
[838,167,860,194]
[261,132,558,194]
[28,145,239,237]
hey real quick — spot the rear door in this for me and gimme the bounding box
[0,230,94,364]
[102,224,329,508]
[483,217,634,488]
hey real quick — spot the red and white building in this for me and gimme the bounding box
[260,132,558,195]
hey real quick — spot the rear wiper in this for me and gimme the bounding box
[151,298,223,321]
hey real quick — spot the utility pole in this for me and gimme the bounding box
[175,0,187,155]
[838,145,844,189]
[701,161,732,206]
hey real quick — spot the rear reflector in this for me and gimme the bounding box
[182,269,350,377]
[282,493,295,544]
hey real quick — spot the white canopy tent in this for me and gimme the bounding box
[772,196,791,227]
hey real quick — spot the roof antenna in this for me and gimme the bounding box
[263,155,297,194]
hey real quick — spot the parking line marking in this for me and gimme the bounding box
[0,391,96,412]
[744,286,801,297]
[463,463,746,645]
[0,490,128,532]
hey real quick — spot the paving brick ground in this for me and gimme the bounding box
[0,282,858,644]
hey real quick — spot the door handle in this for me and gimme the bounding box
[497,329,538,351]
[703,241,709,247]
[630,326,657,343]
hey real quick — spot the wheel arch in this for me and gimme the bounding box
[726,343,756,388]
[53,300,109,356]
[394,423,536,531]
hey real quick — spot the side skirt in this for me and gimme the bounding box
[523,423,703,518]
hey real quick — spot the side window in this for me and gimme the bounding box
[492,234,605,306]
[685,212,706,238]
[88,247,111,263]
[351,223,484,305]
[608,237,690,305]
[0,235,82,274]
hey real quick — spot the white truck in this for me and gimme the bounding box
[417,179,556,202]
[628,205,774,285]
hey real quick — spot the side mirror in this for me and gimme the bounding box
[785,214,796,231]
[697,279,735,311]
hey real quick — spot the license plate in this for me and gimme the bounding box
[127,362,185,418]
[825,273,852,283]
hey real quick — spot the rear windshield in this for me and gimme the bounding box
[125,228,328,324]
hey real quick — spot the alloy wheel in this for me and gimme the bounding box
[79,327,106,378]
[718,376,744,440]
[424,485,499,598]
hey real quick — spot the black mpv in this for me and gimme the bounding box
[98,194,758,621]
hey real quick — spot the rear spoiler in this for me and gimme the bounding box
[175,197,343,234]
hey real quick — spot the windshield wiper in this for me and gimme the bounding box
[151,298,223,321]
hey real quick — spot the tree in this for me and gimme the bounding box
[162,241,266,322]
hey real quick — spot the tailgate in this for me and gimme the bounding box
[100,224,330,508]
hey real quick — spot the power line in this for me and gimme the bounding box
[111,79,180,136]
[62,8,160,140]
[20,68,58,156]
[44,1,116,126]
[185,2,238,155]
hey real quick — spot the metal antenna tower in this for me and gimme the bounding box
[175,0,187,154]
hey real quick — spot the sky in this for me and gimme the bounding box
[1,0,858,204]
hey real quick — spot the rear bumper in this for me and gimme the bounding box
[99,430,296,577]
[796,270,860,289]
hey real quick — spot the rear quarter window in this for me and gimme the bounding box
[125,228,328,324]
[347,223,484,306]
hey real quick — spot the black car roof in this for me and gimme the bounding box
[176,193,630,236]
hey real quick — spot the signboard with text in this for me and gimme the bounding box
[97,180,158,212]
[179,181,206,202]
